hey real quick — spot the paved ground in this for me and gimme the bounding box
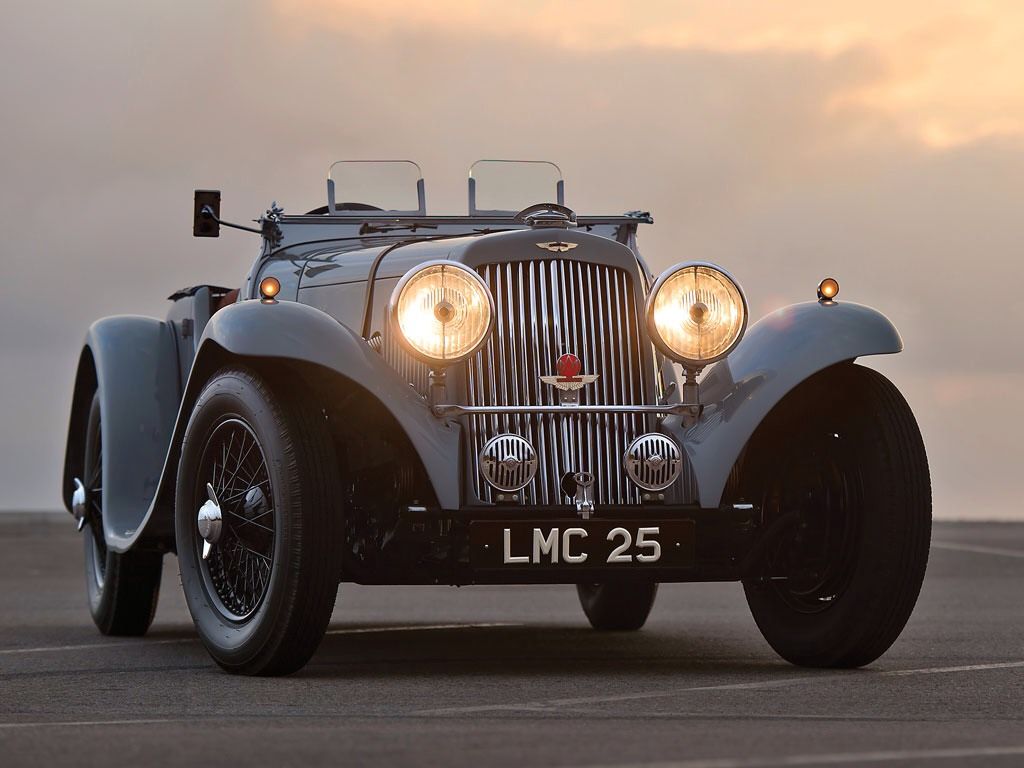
[0,514,1021,767]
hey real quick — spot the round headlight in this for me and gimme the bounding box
[646,262,747,367]
[390,261,494,365]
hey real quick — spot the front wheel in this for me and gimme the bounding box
[175,368,343,676]
[736,363,931,668]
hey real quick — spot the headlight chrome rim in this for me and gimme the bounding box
[389,260,495,367]
[645,261,748,368]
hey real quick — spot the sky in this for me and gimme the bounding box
[0,0,1021,517]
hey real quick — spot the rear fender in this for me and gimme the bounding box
[62,316,181,551]
[667,301,903,508]
[129,299,460,552]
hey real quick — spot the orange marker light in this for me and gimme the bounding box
[817,277,839,302]
[259,276,281,303]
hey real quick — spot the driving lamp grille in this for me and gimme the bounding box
[479,434,539,492]
[623,433,683,491]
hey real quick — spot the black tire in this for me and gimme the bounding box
[577,582,658,631]
[175,367,342,676]
[81,392,162,636]
[736,363,931,668]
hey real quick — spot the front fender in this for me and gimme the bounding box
[130,299,460,552]
[667,301,903,508]
[201,300,460,510]
[66,316,181,552]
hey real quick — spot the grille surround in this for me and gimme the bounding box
[466,258,654,506]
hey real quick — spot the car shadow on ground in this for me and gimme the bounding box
[298,623,791,680]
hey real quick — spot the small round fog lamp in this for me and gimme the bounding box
[259,276,281,303]
[817,277,839,302]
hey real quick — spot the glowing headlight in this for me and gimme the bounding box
[390,261,494,365]
[646,262,747,367]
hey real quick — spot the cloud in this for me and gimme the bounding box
[0,0,1021,515]
[279,0,1024,147]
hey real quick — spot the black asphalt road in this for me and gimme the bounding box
[1,514,1021,768]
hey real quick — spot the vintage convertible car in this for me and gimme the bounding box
[62,160,931,675]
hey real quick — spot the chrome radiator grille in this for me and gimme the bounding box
[467,259,653,505]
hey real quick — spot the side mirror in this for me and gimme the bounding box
[193,189,221,237]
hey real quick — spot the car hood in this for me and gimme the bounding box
[294,227,646,339]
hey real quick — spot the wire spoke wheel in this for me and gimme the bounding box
[197,418,276,621]
[175,368,343,675]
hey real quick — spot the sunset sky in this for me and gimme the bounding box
[1,0,1021,516]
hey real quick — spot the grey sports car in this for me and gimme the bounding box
[63,160,931,675]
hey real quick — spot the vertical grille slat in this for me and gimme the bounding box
[579,264,602,503]
[538,260,558,504]
[526,261,545,504]
[468,258,650,506]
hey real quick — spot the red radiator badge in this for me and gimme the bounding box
[541,353,598,393]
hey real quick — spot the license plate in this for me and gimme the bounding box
[470,520,695,569]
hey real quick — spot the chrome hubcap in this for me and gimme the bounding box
[72,478,88,532]
[196,482,223,560]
